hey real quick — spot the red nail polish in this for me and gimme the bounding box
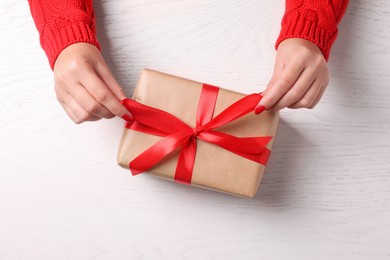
[122,114,133,122]
[255,106,265,115]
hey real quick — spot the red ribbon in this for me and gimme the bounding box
[121,84,272,185]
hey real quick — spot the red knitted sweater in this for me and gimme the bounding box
[28,0,349,70]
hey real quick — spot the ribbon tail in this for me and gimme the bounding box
[129,130,191,175]
[122,98,189,135]
[198,130,272,165]
[125,121,168,137]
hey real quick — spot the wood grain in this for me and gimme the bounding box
[0,0,389,259]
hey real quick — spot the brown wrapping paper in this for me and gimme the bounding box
[117,69,279,198]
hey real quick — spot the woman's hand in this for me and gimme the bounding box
[255,38,329,113]
[53,43,132,124]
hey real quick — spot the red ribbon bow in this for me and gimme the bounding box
[121,84,272,185]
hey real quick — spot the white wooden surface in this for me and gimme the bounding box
[1,0,390,259]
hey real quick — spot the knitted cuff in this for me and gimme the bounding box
[41,20,101,70]
[275,11,338,61]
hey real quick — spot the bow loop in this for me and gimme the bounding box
[122,98,191,136]
[204,93,263,130]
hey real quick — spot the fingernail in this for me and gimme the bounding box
[255,105,265,115]
[120,98,129,105]
[122,114,133,121]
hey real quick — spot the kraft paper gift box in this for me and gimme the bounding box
[117,69,279,198]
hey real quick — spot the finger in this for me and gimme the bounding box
[96,61,126,100]
[308,82,327,108]
[57,95,79,123]
[269,68,316,110]
[258,62,305,109]
[261,57,284,96]
[308,75,329,108]
[56,87,81,123]
[66,83,115,119]
[80,67,130,118]
[61,93,100,123]
[255,60,283,114]
[287,79,322,109]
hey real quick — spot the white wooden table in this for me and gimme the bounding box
[1,1,389,259]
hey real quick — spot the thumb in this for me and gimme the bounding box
[95,61,133,119]
[96,62,126,100]
[255,62,283,113]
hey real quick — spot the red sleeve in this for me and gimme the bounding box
[28,0,101,70]
[275,0,349,61]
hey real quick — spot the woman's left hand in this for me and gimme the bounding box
[255,38,329,113]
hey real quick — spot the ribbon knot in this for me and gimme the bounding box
[192,126,203,136]
[121,83,272,185]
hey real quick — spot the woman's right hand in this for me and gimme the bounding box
[53,42,132,124]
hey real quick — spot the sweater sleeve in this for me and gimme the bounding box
[28,0,101,70]
[275,0,349,61]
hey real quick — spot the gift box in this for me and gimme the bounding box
[117,69,279,198]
